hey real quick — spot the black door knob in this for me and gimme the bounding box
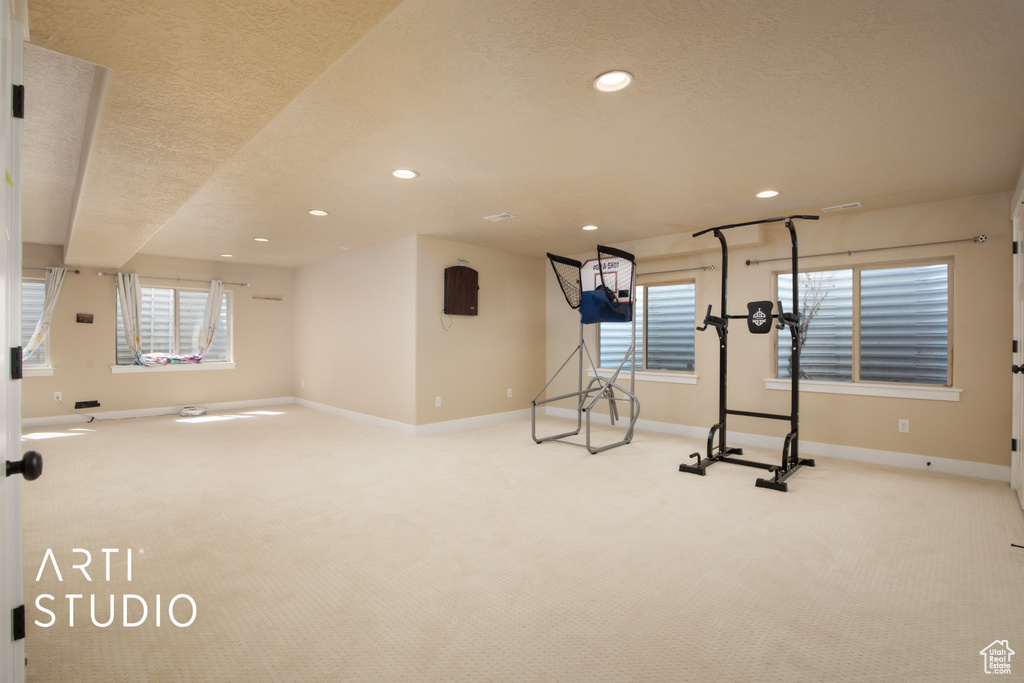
[1015,365,1023,374]
[6,450,42,481]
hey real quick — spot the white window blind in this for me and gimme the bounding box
[777,263,949,385]
[21,280,46,368]
[178,290,229,361]
[599,283,696,372]
[777,269,854,381]
[860,264,949,384]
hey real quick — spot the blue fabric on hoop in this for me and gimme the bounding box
[580,287,633,324]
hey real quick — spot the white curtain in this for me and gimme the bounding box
[195,279,223,360]
[22,267,67,360]
[116,273,143,364]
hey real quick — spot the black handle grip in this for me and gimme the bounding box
[696,304,713,331]
[6,450,43,481]
[696,305,728,331]
[776,300,800,329]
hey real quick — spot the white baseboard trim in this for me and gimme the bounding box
[23,398,1010,483]
[24,395,528,437]
[292,398,418,436]
[22,397,295,429]
[294,398,532,437]
[413,409,532,436]
[544,407,709,440]
[545,407,1010,482]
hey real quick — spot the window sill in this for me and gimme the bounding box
[23,367,54,377]
[110,362,236,374]
[588,369,698,385]
[764,378,961,402]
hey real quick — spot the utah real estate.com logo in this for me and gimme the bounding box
[980,640,1014,675]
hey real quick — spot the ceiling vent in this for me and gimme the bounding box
[821,202,862,213]
[484,212,516,222]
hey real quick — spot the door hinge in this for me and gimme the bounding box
[11,605,24,641]
[1015,340,1020,354]
[1015,241,1020,255]
[10,347,22,380]
[1013,438,1018,453]
[11,84,23,119]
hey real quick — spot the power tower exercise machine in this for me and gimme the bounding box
[680,215,818,491]
[532,245,640,454]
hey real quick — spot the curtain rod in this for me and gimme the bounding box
[638,264,716,277]
[23,267,80,274]
[96,271,250,287]
[744,235,987,266]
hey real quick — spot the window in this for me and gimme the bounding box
[599,283,696,372]
[116,286,231,364]
[22,279,47,368]
[776,263,950,385]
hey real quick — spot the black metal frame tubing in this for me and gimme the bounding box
[679,215,818,491]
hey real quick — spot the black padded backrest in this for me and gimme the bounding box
[747,301,774,334]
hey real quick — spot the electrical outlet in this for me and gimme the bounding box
[507,388,512,398]
[898,419,909,433]
[53,392,62,402]
[435,396,441,407]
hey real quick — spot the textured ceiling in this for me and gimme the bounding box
[21,0,1024,269]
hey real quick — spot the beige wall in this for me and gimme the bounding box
[415,236,545,424]
[291,235,546,427]
[25,188,1011,460]
[26,232,545,428]
[545,192,1013,466]
[292,236,418,425]
[21,244,295,419]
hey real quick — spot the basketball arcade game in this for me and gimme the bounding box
[680,215,818,491]
[532,246,641,454]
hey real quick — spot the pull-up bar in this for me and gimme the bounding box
[680,214,818,492]
[692,215,819,238]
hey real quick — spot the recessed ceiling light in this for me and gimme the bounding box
[593,71,632,92]
[756,190,779,198]
[582,225,599,231]
[254,237,270,242]
[309,209,328,216]
[392,169,418,179]
[220,253,234,258]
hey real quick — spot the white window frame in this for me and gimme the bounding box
[594,280,699,384]
[111,284,234,372]
[769,259,959,402]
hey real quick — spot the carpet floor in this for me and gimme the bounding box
[19,405,1024,682]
